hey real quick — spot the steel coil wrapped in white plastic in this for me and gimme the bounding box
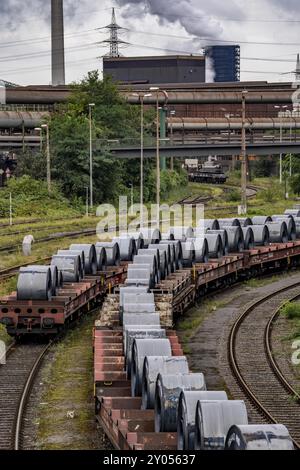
[225,424,294,450]
[251,216,272,225]
[205,233,223,259]
[266,221,289,243]
[119,286,149,308]
[218,218,241,228]
[271,216,296,241]
[206,230,229,255]
[131,338,172,396]
[142,356,189,410]
[251,225,270,246]
[154,373,206,432]
[194,399,248,450]
[57,250,85,279]
[242,226,255,250]
[51,254,81,283]
[69,244,97,275]
[177,391,228,450]
[181,240,196,267]
[126,265,154,289]
[222,226,244,252]
[125,329,166,377]
[95,242,120,266]
[138,249,160,275]
[123,313,161,327]
[140,228,161,247]
[112,237,137,261]
[17,266,52,301]
[186,238,209,263]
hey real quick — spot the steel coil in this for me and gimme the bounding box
[17,266,52,301]
[271,216,296,241]
[206,230,229,255]
[123,313,161,327]
[186,238,209,263]
[95,242,120,266]
[57,250,85,279]
[251,216,272,225]
[26,265,60,296]
[139,228,161,247]
[222,226,244,252]
[237,217,253,227]
[242,226,255,250]
[133,254,159,280]
[160,240,183,271]
[69,244,97,275]
[51,254,81,283]
[203,219,220,231]
[217,218,241,228]
[125,329,166,378]
[165,226,195,242]
[112,237,137,261]
[294,217,300,239]
[123,292,156,314]
[126,265,154,289]
[140,248,168,279]
[205,233,223,259]
[142,356,189,410]
[251,225,270,246]
[124,322,161,354]
[284,209,300,218]
[155,373,206,432]
[131,339,172,396]
[120,232,144,250]
[119,286,149,308]
[181,241,196,267]
[177,391,228,450]
[95,246,107,271]
[225,424,294,450]
[194,399,248,450]
[266,221,289,243]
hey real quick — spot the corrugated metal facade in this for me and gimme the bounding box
[103,56,206,84]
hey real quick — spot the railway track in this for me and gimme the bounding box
[228,281,300,449]
[0,258,51,283]
[0,341,52,450]
[178,184,259,208]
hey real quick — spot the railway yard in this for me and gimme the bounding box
[0,205,300,452]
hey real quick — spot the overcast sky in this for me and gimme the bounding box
[0,0,299,85]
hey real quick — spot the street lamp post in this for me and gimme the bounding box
[34,127,43,152]
[41,124,51,193]
[131,93,152,227]
[170,110,176,171]
[150,87,169,225]
[89,103,95,209]
[241,91,248,214]
[274,105,288,184]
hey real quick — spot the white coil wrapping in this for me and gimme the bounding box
[225,424,294,450]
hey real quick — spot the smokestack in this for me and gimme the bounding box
[51,0,65,86]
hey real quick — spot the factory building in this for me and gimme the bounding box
[205,45,241,82]
[103,55,206,84]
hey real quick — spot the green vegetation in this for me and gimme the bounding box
[281,301,300,320]
[0,176,81,218]
[37,314,101,450]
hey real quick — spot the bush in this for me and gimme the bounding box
[0,176,82,218]
[281,301,300,320]
[225,188,241,202]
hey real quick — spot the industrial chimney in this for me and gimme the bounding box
[51,0,65,86]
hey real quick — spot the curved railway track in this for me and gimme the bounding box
[178,184,259,208]
[228,281,300,449]
[0,341,52,450]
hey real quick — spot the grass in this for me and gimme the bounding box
[37,314,99,450]
[281,301,300,320]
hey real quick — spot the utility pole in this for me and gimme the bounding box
[241,91,248,214]
[89,103,95,209]
[41,124,51,193]
[150,87,169,225]
[170,110,176,171]
[98,7,129,58]
[274,105,288,184]
[131,92,152,227]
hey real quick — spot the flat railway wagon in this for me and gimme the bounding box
[0,267,127,336]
